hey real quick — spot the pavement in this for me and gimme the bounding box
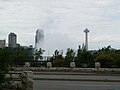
[6,71,120,90]
[34,80,120,90]
[33,71,120,82]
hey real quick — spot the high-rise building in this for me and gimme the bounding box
[0,40,5,48]
[8,32,17,48]
[35,29,44,50]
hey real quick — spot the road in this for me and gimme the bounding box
[33,72,120,90]
[9,71,120,81]
[7,71,120,90]
[34,80,120,90]
[33,72,120,81]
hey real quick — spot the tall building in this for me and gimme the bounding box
[0,40,5,48]
[8,32,17,48]
[35,29,44,50]
[84,28,90,51]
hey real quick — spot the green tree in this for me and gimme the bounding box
[111,50,120,68]
[95,55,113,68]
[93,45,118,68]
[0,48,13,87]
[0,47,34,87]
[13,47,33,65]
[33,48,45,66]
[34,48,45,60]
[64,48,75,67]
[52,50,64,67]
[96,45,115,55]
[75,45,94,67]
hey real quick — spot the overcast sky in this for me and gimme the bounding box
[0,0,120,54]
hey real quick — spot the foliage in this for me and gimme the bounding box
[33,48,45,66]
[0,48,13,86]
[0,47,34,87]
[50,45,120,68]
[75,45,94,67]
[111,50,120,68]
[95,55,113,68]
[34,48,45,60]
[64,48,75,67]
[52,50,64,67]
[93,46,120,68]
[13,47,33,65]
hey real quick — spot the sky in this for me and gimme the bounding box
[0,0,120,54]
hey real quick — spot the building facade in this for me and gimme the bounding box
[0,40,5,48]
[8,32,17,48]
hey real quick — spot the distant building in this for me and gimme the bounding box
[22,45,34,55]
[8,32,17,48]
[0,40,5,48]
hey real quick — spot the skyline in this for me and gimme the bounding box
[0,0,120,52]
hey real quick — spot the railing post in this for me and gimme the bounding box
[21,71,33,90]
[20,62,33,90]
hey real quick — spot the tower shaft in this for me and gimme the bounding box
[85,32,88,50]
[84,28,90,51]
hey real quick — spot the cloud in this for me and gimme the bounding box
[0,0,120,52]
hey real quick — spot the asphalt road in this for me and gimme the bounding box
[7,71,120,90]
[33,72,120,81]
[33,72,120,90]
[34,80,120,90]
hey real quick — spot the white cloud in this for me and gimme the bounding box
[0,0,120,53]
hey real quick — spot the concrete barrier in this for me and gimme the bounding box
[70,62,76,68]
[28,67,120,73]
[20,71,33,90]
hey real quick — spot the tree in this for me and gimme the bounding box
[0,47,34,88]
[95,55,113,68]
[0,48,13,87]
[111,50,120,68]
[75,45,94,67]
[97,45,115,55]
[52,50,64,67]
[93,46,118,68]
[64,48,75,67]
[34,48,45,61]
[33,48,45,67]
[13,47,33,65]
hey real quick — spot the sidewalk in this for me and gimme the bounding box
[7,71,120,82]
